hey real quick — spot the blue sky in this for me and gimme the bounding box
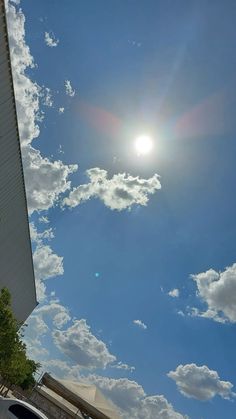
[6,0,236,418]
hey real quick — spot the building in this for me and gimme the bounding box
[0,0,37,322]
[28,373,121,419]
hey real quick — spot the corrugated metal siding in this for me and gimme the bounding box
[0,1,37,322]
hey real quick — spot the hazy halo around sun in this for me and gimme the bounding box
[135,135,153,156]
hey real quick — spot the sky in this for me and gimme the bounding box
[5,0,236,418]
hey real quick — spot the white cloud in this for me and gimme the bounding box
[23,146,77,215]
[133,320,147,330]
[33,245,64,282]
[168,288,180,298]
[41,86,53,107]
[58,107,65,114]
[23,300,70,360]
[30,222,54,244]
[39,216,50,224]
[44,31,59,47]
[33,244,64,301]
[65,79,75,97]
[42,359,81,381]
[36,301,71,329]
[58,144,64,155]
[35,280,46,303]
[190,262,236,323]
[7,3,41,147]
[53,319,116,369]
[29,222,63,301]
[111,362,135,372]
[24,314,48,340]
[23,315,49,360]
[63,168,161,211]
[6,2,78,216]
[168,364,235,401]
[84,375,188,419]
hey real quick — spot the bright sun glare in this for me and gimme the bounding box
[135,135,153,156]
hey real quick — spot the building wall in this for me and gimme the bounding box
[30,390,83,419]
[0,1,37,322]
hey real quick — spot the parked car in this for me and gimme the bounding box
[0,396,48,419]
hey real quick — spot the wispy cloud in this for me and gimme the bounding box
[39,216,50,224]
[30,222,54,244]
[65,79,75,97]
[168,288,179,298]
[44,31,59,47]
[111,362,135,373]
[133,320,147,330]
[41,86,53,107]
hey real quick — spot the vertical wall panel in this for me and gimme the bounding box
[0,1,37,322]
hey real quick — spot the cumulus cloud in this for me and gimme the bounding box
[190,262,236,323]
[35,280,46,304]
[33,244,64,301]
[168,364,235,401]
[65,79,75,97]
[44,31,59,47]
[36,301,71,329]
[28,223,63,301]
[23,146,77,214]
[84,375,188,419]
[42,359,81,381]
[25,314,48,340]
[23,300,70,361]
[168,288,180,298]
[58,107,64,114]
[33,245,64,282]
[63,168,161,211]
[53,319,116,369]
[133,320,147,330]
[23,315,49,360]
[6,2,78,216]
[23,301,70,360]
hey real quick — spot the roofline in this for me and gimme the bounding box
[1,0,37,308]
[41,373,111,419]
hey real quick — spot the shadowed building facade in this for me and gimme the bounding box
[0,0,37,322]
[28,373,121,419]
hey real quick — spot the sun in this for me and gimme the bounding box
[135,135,153,156]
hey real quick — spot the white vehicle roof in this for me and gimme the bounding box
[0,397,48,419]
